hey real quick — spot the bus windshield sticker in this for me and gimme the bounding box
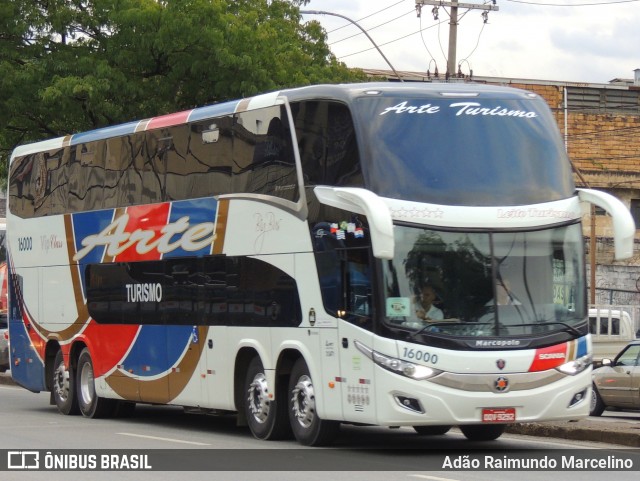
[380,101,538,119]
[386,297,410,317]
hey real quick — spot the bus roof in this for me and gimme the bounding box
[10,82,536,162]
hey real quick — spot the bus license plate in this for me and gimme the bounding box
[482,408,516,423]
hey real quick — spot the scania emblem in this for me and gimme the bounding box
[494,376,509,393]
[496,359,506,370]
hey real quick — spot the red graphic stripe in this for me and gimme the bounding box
[146,110,192,130]
[115,203,171,262]
[528,342,569,372]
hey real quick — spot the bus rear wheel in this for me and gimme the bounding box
[52,349,79,415]
[77,348,115,418]
[244,357,289,440]
[460,424,506,441]
[288,358,339,446]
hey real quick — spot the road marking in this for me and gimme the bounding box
[118,432,211,446]
[409,475,460,481]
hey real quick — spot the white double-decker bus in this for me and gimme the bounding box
[6,83,634,445]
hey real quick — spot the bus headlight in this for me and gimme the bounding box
[555,354,592,376]
[354,340,442,381]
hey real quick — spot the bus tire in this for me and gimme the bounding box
[460,424,505,441]
[77,348,115,418]
[590,384,606,416]
[244,357,289,440]
[52,349,79,415]
[413,425,451,435]
[288,358,339,446]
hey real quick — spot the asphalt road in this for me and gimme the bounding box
[1,370,638,448]
[1,375,639,481]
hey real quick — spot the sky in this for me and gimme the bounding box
[300,0,640,84]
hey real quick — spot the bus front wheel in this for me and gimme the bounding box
[244,357,289,440]
[288,358,339,446]
[77,348,115,418]
[52,349,79,415]
[459,424,506,441]
[413,425,451,435]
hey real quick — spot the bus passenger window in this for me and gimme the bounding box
[139,131,167,205]
[103,137,123,209]
[292,100,362,189]
[9,155,36,218]
[68,142,106,212]
[166,118,234,200]
[104,134,142,208]
[244,111,298,201]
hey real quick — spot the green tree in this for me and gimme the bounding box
[0,0,366,185]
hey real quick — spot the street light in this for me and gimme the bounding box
[300,10,404,82]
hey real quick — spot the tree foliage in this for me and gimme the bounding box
[0,0,366,183]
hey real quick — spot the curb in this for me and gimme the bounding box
[506,421,640,448]
[0,372,16,386]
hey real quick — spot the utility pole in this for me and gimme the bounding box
[415,1,499,77]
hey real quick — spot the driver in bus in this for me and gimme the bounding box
[415,284,444,322]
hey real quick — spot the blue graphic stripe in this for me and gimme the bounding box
[576,336,588,358]
[72,210,115,294]
[188,100,239,122]
[123,325,194,376]
[164,198,217,258]
[70,121,141,145]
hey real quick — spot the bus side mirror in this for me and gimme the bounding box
[314,186,394,260]
[578,188,635,260]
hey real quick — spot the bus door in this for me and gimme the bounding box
[337,315,376,424]
[312,222,376,423]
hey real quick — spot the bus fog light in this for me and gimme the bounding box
[568,388,587,407]
[394,395,424,413]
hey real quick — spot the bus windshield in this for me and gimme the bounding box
[382,223,586,338]
[355,95,574,206]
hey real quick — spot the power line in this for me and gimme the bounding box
[326,0,408,34]
[419,11,439,69]
[459,18,487,67]
[330,9,415,46]
[505,0,640,6]
[338,20,447,59]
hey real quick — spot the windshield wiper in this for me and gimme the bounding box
[410,321,491,339]
[518,321,583,337]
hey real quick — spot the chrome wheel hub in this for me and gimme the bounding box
[54,362,70,402]
[79,362,95,406]
[291,375,315,428]
[247,373,270,424]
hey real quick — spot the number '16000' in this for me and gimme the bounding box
[402,347,438,364]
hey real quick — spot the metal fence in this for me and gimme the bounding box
[593,286,640,307]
